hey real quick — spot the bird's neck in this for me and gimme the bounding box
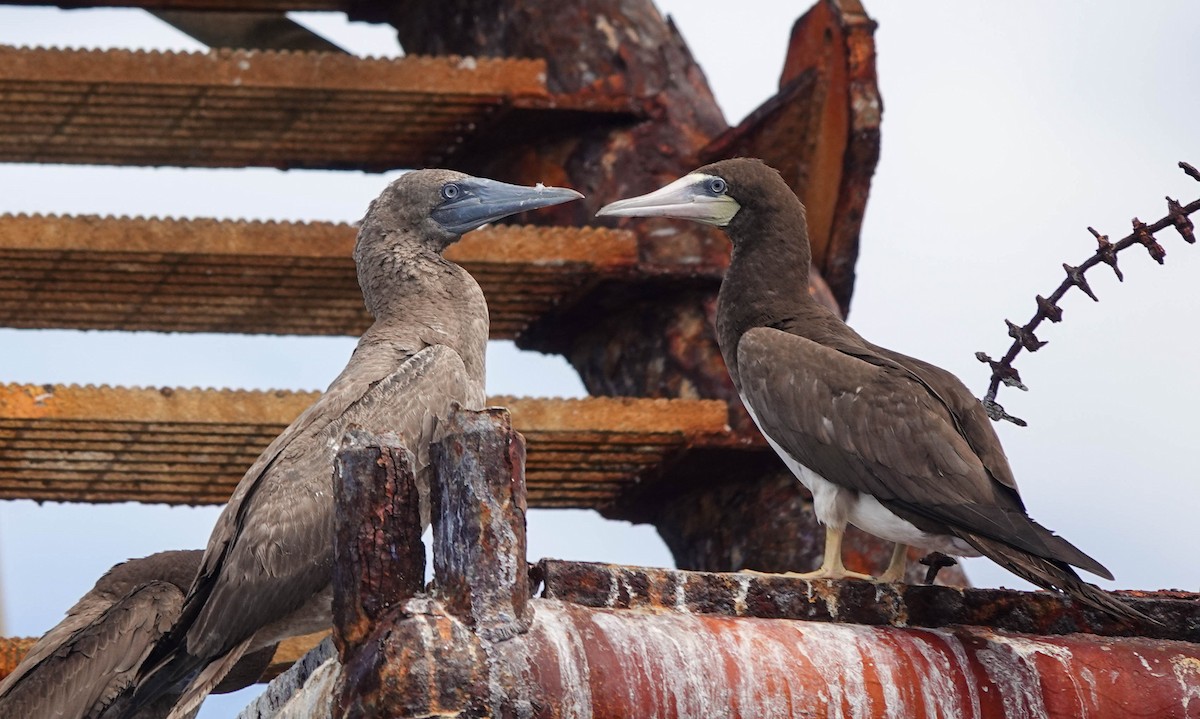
[354,231,488,382]
[716,206,819,383]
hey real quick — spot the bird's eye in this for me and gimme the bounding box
[707,177,727,195]
[441,183,461,201]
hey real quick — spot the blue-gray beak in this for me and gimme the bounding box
[431,177,583,235]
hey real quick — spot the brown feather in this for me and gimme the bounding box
[693,157,1129,618]
[0,551,272,719]
[127,171,495,718]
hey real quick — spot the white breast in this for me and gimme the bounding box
[739,393,979,557]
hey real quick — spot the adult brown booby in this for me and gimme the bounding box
[0,550,275,719]
[598,158,1138,620]
[122,171,583,719]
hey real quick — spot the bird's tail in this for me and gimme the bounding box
[959,532,1151,624]
[117,650,206,719]
[163,637,254,719]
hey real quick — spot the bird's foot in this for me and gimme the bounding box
[739,567,873,581]
[874,567,907,583]
[787,567,874,581]
[875,543,910,583]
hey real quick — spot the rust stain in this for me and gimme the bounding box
[539,560,1200,644]
[360,597,1200,718]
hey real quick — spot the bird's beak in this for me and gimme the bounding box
[596,173,740,226]
[432,177,583,234]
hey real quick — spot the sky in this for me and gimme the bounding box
[0,2,1197,716]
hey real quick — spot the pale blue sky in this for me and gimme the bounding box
[0,3,1197,716]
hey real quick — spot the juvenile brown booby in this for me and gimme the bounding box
[598,158,1137,619]
[0,550,275,719]
[123,171,583,719]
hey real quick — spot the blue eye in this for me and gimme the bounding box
[708,177,727,194]
[441,183,461,200]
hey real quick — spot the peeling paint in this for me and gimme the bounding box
[732,575,750,615]
[1173,655,1200,712]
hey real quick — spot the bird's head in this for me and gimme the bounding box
[596,158,801,248]
[359,168,584,254]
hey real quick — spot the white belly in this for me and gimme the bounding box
[740,395,979,557]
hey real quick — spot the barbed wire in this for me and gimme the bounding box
[978,161,1200,426]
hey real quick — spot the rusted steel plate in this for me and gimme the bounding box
[0,384,731,507]
[0,214,637,338]
[539,560,1200,644]
[702,0,879,315]
[0,46,630,170]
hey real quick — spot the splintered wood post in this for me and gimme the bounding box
[331,428,425,659]
[430,406,531,641]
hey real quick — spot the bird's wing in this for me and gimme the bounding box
[864,343,1020,494]
[0,582,183,719]
[0,599,108,695]
[737,327,1108,576]
[183,342,479,660]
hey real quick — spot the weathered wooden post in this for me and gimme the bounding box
[331,429,427,719]
[325,410,531,719]
[430,406,532,642]
[331,429,425,658]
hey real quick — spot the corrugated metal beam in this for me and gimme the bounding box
[0,46,633,171]
[0,214,639,338]
[0,383,732,507]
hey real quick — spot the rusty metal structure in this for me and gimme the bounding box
[243,411,1200,718]
[2,0,1198,715]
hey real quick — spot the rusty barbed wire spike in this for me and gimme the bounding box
[1000,368,1027,390]
[1132,217,1166,264]
[981,162,1200,426]
[1006,319,1047,352]
[982,398,1027,427]
[1035,294,1063,322]
[975,352,1028,390]
[1167,197,1196,244]
[1062,263,1099,302]
[1088,226,1124,280]
[919,552,958,585]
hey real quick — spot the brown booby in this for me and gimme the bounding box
[598,158,1138,620]
[123,171,583,719]
[0,550,275,719]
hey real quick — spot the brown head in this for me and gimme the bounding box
[596,157,810,265]
[597,158,817,380]
[355,169,582,319]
